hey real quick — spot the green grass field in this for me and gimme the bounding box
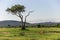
[0,28,60,40]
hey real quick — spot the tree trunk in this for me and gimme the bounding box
[21,17,25,30]
[24,17,26,29]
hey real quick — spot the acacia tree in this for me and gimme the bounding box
[6,4,25,30]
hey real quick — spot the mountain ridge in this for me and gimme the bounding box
[0,20,60,26]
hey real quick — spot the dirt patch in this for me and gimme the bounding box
[38,31,60,34]
[1,32,10,34]
[46,31,60,33]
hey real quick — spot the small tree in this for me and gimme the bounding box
[37,24,41,28]
[6,4,25,30]
[8,24,11,28]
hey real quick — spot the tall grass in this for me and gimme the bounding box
[0,28,59,40]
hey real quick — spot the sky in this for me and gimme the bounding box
[0,0,60,23]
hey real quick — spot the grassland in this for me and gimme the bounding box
[0,28,60,40]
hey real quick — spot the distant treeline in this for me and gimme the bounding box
[0,23,60,28]
[36,23,60,28]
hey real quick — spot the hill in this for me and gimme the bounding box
[0,20,32,26]
[0,20,20,26]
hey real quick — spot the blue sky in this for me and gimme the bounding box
[0,0,60,23]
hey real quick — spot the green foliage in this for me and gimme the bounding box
[6,4,25,13]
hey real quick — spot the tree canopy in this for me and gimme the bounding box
[6,4,25,15]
